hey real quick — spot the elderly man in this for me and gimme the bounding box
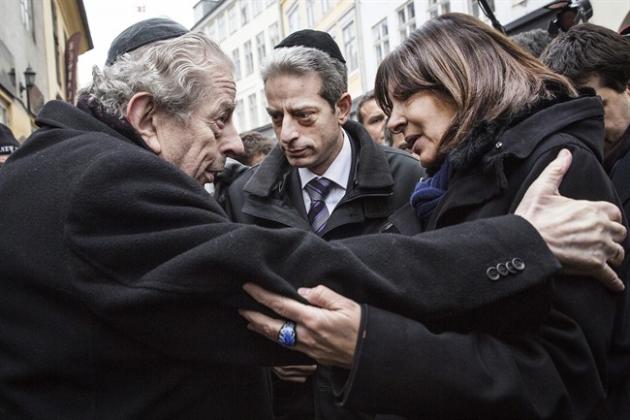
[0,18,625,419]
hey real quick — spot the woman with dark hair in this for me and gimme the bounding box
[240,13,629,419]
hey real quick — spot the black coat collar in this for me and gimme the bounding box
[36,100,150,151]
[428,95,605,229]
[242,120,394,197]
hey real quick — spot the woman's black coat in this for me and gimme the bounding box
[338,96,630,420]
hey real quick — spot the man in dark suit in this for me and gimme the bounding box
[0,18,625,419]
[224,30,423,420]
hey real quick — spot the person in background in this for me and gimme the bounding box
[511,28,553,57]
[240,13,630,420]
[236,130,274,166]
[356,91,387,145]
[541,23,630,216]
[0,123,19,167]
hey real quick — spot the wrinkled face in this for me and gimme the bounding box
[387,91,456,168]
[359,99,386,144]
[265,72,344,175]
[583,76,630,157]
[155,68,243,184]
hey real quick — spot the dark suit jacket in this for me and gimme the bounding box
[0,101,559,419]
[338,96,630,420]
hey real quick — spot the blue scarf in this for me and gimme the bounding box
[410,159,450,222]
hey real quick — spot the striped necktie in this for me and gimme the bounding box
[305,177,333,235]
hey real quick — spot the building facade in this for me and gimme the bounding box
[0,0,92,140]
[193,0,630,132]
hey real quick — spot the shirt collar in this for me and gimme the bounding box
[298,129,352,190]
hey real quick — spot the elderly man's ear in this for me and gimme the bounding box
[126,92,161,154]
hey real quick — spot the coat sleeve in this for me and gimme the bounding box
[63,149,559,365]
[334,143,627,419]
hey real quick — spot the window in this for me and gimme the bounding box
[228,6,237,34]
[320,0,332,14]
[217,14,226,41]
[232,48,241,80]
[0,101,7,125]
[248,93,258,127]
[256,31,267,66]
[236,98,246,129]
[287,4,300,34]
[259,89,269,125]
[306,0,316,27]
[252,0,264,16]
[342,20,358,71]
[51,0,62,86]
[240,2,250,25]
[205,22,216,40]
[20,0,34,38]
[244,40,254,75]
[372,19,390,64]
[268,22,280,47]
[428,0,450,19]
[398,1,416,41]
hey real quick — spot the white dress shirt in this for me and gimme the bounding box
[298,130,352,215]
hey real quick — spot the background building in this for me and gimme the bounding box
[0,0,92,140]
[192,0,629,133]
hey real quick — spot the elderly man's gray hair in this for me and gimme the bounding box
[83,32,232,121]
[262,46,348,110]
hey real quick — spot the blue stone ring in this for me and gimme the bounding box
[277,321,297,347]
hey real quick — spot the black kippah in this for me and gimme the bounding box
[106,18,189,66]
[274,29,346,64]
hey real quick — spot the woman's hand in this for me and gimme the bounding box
[239,283,361,369]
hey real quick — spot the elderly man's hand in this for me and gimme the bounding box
[515,149,627,291]
[239,283,361,369]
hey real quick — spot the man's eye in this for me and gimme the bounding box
[296,112,314,121]
[270,114,283,124]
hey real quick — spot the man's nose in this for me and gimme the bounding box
[220,122,244,158]
[279,116,299,145]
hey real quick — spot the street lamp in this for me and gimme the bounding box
[21,65,36,113]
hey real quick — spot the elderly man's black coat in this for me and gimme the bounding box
[0,101,560,419]
[337,96,630,420]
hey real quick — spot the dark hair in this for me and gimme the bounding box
[540,23,630,93]
[238,131,274,166]
[375,13,576,158]
[511,29,553,58]
[356,91,376,124]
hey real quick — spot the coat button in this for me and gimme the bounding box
[486,266,501,281]
[512,258,525,271]
[496,263,509,276]
[505,261,518,274]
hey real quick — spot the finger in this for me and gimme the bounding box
[530,149,572,195]
[243,283,317,324]
[239,309,313,355]
[597,201,624,224]
[239,309,286,342]
[592,264,625,292]
[608,243,625,267]
[610,221,627,242]
[298,285,355,310]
